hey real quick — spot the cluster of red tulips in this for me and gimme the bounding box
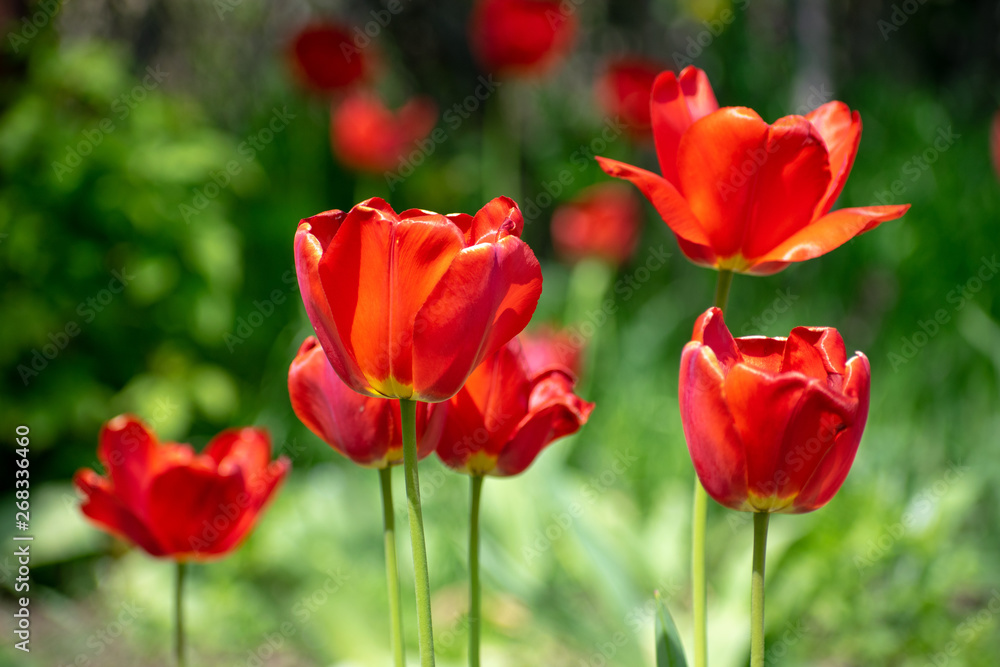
[75,2,910,665]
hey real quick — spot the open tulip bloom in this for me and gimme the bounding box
[75,415,289,665]
[598,66,910,275]
[295,195,542,666]
[679,307,870,664]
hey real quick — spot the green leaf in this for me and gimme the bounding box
[655,590,688,667]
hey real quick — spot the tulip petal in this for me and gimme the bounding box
[74,468,167,556]
[146,462,247,556]
[211,457,290,555]
[754,204,910,265]
[412,235,541,402]
[792,353,870,512]
[806,101,861,216]
[690,306,741,369]
[319,203,465,398]
[596,156,710,248]
[651,67,718,186]
[734,337,786,373]
[204,428,271,477]
[677,109,831,261]
[679,343,749,509]
[98,415,158,519]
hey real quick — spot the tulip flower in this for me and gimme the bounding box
[427,338,593,477]
[469,0,577,77]
[75,415,289,558]
[288,336,438,468]
[289,336,438,667]
[595,57,663,139]
[551,183,643,267]
[598,66,910,275]
[520,326,583,378]
[294,196,543,404]
[330,91,438,174]
[289,23,368,94]
[678,307,870,514]
[75,415,289,666]
[422,337,592,666]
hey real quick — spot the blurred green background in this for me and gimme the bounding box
[1,0,998,665]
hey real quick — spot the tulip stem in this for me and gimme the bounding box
[174,561,186,667]
[751,512,770,667]
[692,267,736,667]
[401,399,436,666]
[380,466,406,667]
[469,475,484,667]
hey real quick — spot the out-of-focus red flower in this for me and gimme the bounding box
[520,326,583,378]
[599,66,910,275]
[74,416,289,560]
[551,183,643,267]
[288,337,437,467]
[469,0,577,77]
[294,197,543,403]
[990,110,1000,182]
[289,23,368,94]
[330,91,437,174]
[426,339,593,476]
[596,57,663,139]
[678,308,870,514]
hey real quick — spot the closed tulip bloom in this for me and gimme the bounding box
[330,91,437,174]
[520,326,583,378]
[289,23,368,93]
[595,57,663,139]
[599,66,910,275]
[427,339,594,476]
[551,183,643,267]
[295,196,543,403]
[679,308,870,513]
[469,0,577,77]
[288,336,437,467]
[74,416,289,559]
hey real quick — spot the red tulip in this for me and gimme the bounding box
[991,110,1000,182]
[294,196,543,403]
[74,416,289,559]
[679,308,870,513]
[330,91,437,174]
[598,66,910,275]
[520,326,583,378]
[288,336,437,467]
[289,23,368,94]
[426,338,593,476]
[595,57,663,139]
[551,183,643,267]
[469,0,577,77]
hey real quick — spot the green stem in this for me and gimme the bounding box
[380,467,406,667]
[401,399,436,666]
[175,561,186,667]
[750,512,770,667]
[692,268,735,667]
[469,475,484,667]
